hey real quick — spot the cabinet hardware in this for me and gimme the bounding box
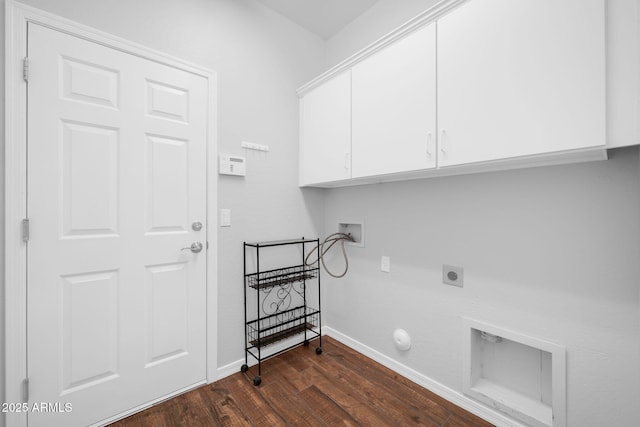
[440,129,448,153]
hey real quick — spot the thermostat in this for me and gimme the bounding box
[219,155,246,176]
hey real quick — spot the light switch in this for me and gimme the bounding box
[381,256,390,273]
[220,209,231,227]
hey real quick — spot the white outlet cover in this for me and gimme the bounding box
[381,256,391,273]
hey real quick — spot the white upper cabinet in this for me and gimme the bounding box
[351,23,437,178]
[297,0,609,187]
[299,71,351,186]
[437,0,606,167]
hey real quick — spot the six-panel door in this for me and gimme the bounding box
[27,23,208,426]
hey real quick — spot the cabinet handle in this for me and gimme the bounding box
[344,152,350,171]
[426,132,433,156]
[440,129,448,153]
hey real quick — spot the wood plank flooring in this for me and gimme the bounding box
[110,336,494,426]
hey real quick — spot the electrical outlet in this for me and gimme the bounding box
[381,256,390,273]
[443,265,463,287]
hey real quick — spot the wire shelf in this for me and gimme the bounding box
[246,265,318,290]
[243,238,322,385]
[247,306,319,349]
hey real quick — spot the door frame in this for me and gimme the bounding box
[4,2,218,425]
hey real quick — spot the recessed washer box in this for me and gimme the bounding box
[337,222,364,247]
[462,318,566,427]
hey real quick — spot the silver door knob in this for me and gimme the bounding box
[181,242,203,253]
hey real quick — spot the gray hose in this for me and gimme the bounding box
[305,232,355,278]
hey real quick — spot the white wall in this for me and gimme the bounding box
[1,1,326,425]
[325,0,440,67]
[0,1,5,423]
[322,148,640,425]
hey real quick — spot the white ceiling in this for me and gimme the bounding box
[256,0,379,40]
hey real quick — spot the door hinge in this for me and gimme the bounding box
[22,218,30,242]
[23,57,29,82]
[22,378,29,403]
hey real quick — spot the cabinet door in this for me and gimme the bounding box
[437,0,605,167]
[299,71,351,186]
[351,23,437,178]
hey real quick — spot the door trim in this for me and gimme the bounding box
[4,2,218,425]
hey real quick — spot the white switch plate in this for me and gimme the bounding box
[381,256,390,273]
[220,209,231,227]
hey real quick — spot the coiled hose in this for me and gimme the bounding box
[305,232,355,278]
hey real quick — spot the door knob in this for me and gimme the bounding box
[181,242,203,253]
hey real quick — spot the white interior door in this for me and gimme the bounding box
[27,23,208,426]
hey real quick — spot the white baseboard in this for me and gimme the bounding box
[323,326,526,427]
[90,381,206,426]
[216,358,245,381]
[214,327,524,427]
[214,331,322,381]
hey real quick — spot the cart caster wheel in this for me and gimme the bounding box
[253,376,262,386]
[304,340,310,346]
[240,364,248,373]
[316,347,323,355]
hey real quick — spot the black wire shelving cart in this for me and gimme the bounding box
[241,238,322,386]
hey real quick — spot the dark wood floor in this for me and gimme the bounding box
[110,336,493,426]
